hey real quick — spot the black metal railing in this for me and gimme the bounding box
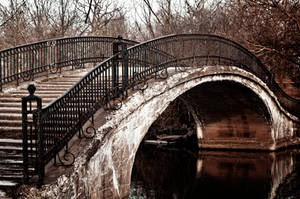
[0,36,137,91]
[22,34,300,184]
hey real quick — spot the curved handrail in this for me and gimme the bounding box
[125,34,300,117]
[0,36,138,91]
[38,34,300,174]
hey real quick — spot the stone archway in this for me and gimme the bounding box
[33,66,299,199]
[148,80,273,149]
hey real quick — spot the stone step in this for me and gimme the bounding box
[38,79,78,84]
[0,97,54,103]
[0,97,22,103]
[0,107,22,114]
[0,159,23,165]
[0,139,35,154]
[34,84,72,88]
[10,90,64,95]
[0,175,23,182]
[0,139,37,148]
[0,133,22,139]
[40,76,81,81]
[38,82,75,86]
[0,101,53,108]
[0,150,36,159]
[0,146,36,154]
[0,157,34,167]
[0,138,23,146]
[8,93,60,99]
[0,102,22,108]
[0,165,24,182]
[0,140,23,154]
[0,164,24,172]
[0,180,18,187]
[0,120,22,127]
[0,131,23,140]
[49,79,81,83]
[0,164,23,174]
[0,113,22,120]
[0,154,23,161]
[20,87,68,92]
[0,148,22,156]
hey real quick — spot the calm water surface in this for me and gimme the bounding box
[129,145,300,199]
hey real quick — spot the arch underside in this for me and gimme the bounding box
[149,80,273,149]
[123,64,298,152]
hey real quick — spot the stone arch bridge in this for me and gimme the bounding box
[0,34,299,198]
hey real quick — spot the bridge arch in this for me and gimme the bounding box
[103,65,295,154]
[35,34,299,179]
[50,66,295,198]
[15,34,300,197]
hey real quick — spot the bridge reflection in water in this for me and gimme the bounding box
[130,145,296,199]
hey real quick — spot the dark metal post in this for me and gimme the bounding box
[22,84,43,184]
[112,36,122,89]
[22,94,28,183]
[121,42,128,90]
[37,101,44,187]
[0,58,2,92]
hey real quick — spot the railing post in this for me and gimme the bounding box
[112,36,123,89]
[113,36,129,92]
[0,57,2,92]
[22,84,43,185]
[121,41,128,91]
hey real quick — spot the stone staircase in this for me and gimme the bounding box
[0,68,91,197]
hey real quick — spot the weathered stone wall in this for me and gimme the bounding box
[25,66,299,198]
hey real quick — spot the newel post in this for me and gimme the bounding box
[112,35,128,90]
[121,39,128,90]
[22,84,44,185]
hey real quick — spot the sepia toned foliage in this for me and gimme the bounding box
[133,0,299,90]
[224,0,300,83]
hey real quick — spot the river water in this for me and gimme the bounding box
[129,145,300,199]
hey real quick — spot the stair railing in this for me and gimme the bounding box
[0,36,137,92]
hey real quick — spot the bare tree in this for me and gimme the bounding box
[77,0,126,36]
[0,0,29,47]
[0,0,127,48]
[224,0,300,90]
[132,0,226,40]
[49,0,80,37]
